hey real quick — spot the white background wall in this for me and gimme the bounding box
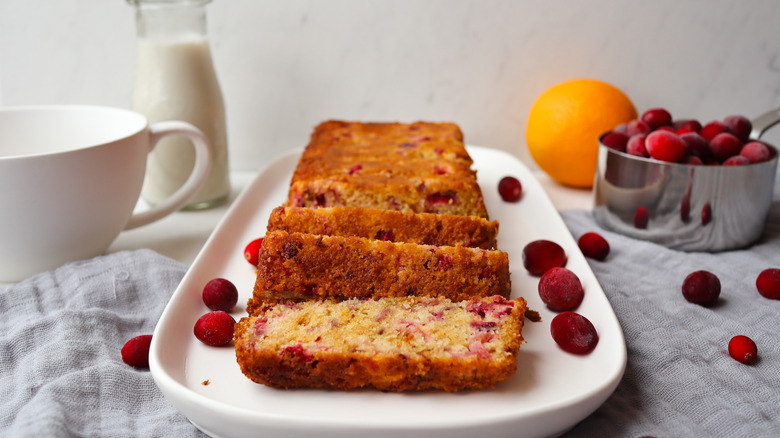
[2,0,779,173]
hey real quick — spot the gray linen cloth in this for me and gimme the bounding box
[2,204,780,437]
[0,249,203,437]
[562,197,780,437]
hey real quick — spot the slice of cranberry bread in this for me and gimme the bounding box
[266,206,499,249]
[286,120,489,218]
[248,231,510,313]
[235,295,527,391]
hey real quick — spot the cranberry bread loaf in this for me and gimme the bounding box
[235,295,527,391]
[266,206,499,249]
[286,120,489,218]
[248,231,510,313]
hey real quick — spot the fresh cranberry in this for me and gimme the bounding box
[625,119,651,137]
[194,311,236,346]
[202,278,239,312]
[601,131,629,152]
[728,335,758,364]
[577,232,610,261]
[680,132,712,161]
[756,268,780,299]
[740,141,771,163]
[538,267,585,311]
[645,131,686,162]
[626,134,649,157]
[700,120,728,142]
[722,155,750,166]
[522,239,567,276]
[684,155,703,165]
[498,176,523,202]
[640,108,673,129]
[673,119,702,133]
[682,270,720,306]
[722,115,752,143]
[709,132,742,162]
[121,334,153,368]
[634,206,649,229]
[550,312,599,355]
[244,237,264,266]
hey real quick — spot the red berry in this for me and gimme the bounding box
[645,131,686,162]
[756,268,780,300]
[577,232,610,261]
[522,239,567,276]
[538,267,584,311]
[634,206,649,229]
[244,237,264,266]
[202,278,238,312]
[728,335,757,364]
[740,141,771,163]
[640,108,673,129]
[673,119,702,133]
[498,176,522,202]
[625,119,651,137]
[194,311,236,346]
[626,134,649,157]
[601,131,629,152]
[550,312,599,355]
[700,120,728,142]
[683,155,703,165]
[121,334,153,368]
[680,132,712,161]
[681,270,720,306]
[722,155,750,166]
[701,202,712,225]
[723,115,752,143]
[709,132,742,162]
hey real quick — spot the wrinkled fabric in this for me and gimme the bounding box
[0,249,203,437]
[561,195,780,437]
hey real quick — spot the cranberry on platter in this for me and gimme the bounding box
[498,176,523,202]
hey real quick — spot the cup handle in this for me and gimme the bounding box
[123,121,213,230]
[750,108,780,139]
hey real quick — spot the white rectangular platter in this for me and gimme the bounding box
[149,145,627,438]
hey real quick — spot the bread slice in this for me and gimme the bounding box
[248,231,511,313]
[235,295,527,391]
[266,206,499,249]
[286,120,489,218]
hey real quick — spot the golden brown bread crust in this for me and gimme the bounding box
[234,296,526,391]
[249,231,511,314]
[286,120,489,218]
[266,206,499,249]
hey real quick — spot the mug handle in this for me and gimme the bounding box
[123,121,213,230]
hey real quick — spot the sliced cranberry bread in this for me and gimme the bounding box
[248,231,510,313]
[286,120,489,218]
[235,295,526,391]
[266,206,499,249]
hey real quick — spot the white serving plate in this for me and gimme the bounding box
[149,145,627,438]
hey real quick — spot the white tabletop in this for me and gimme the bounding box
[108,170,594,267]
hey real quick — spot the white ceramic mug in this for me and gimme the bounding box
[0,105,213,282]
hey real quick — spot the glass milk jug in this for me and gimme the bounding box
[128,0,230,210]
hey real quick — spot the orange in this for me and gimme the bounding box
[526,79,637,188]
